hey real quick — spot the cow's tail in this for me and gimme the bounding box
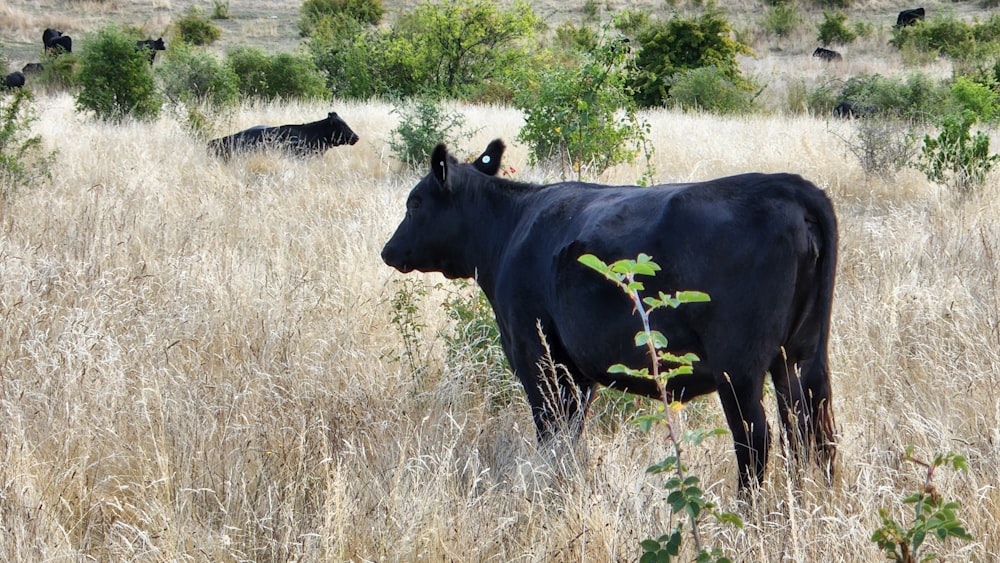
[800,180,839,482]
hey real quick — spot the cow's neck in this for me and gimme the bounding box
[456,178,538,295]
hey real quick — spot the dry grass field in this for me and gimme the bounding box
[2,0,1000,561]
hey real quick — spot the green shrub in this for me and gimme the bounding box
[299,0,384,36]
[388,96,471,168]
[211,0,230,19]
[949,75,999,122]
[226,47,328,101]
[817,10,857,45]
[0,88,52,201]
[517,34,647,180]
[916,109,999,194]
[306,15,382,99]
[761,2,802,39]
[630,9,753,108]
[176,8,222,46]
[668,65,755,114]
[31,52,81,93]
[890,13,981,59]
[158,43,239,108]
[76,26,162,121]
[835,72,948,121]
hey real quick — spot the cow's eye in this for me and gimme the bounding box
[407,196,421,211]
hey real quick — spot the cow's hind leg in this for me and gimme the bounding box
[800,356,837,482]
[769,352,811,461]
[716,371,770,492]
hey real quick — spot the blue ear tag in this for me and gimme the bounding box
[482,155,491,164]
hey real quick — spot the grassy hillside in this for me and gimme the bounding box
[2,0,1000,561]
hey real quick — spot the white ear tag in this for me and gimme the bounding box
[482,155,491,164]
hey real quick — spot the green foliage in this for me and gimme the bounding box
[391,0,539,99]
[389,96,471,168]
[299,0,384,36]
[871,448,974,563]
[31,52,81,93]
[0,89,52,201]
[158,42,239,108]
[761,2,802,39]
[388,279,430,378]
[823,72,949,121]
[949,75,999,122]
[578,254,739,563]
[516,32,649,180]
[916,109,999,194]
[667,66,755,114]
[306,15,382,99]
[175,7,222,46]
[836,118,918,180]
[817,10,856,46]
[630,9,754,108]
[76,26,162,121]
[211,0,231,19]
[226,48,328,101]
[888,13,1000,61]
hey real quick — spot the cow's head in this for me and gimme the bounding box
[381,139,506,279]
[327,112,360,146]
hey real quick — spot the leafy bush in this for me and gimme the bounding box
[817,10,856,45]
[306,15,384,99]
[176,7,222,46]
[226,48,328,101]
[158,43,239,107]
[299,0,384,36]
[761,2,802,39]
[888,13,999,60]
[834,117,918,180]
[211,0,230,19]
[949,75,999,122]
[389,97,471,168]
[833,72,948,121]
[630,9,754,108]
[516,34,647,180]
[76,26,162,121]
[668,65,755,114]
[916,109,999,194]
[0,88,52,201]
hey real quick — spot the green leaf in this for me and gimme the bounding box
[577,253,609,273]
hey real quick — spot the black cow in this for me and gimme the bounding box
[832,100,878,119]
[812,47,842,62]
[896,8,925,27]
[4,72,26,88]
[208,112,359,159]
[382,140,839,492]
[43,28,72,54]
[136,38,166,64]
[22,63,44,74]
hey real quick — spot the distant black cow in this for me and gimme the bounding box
[381,140,839,492]
[896,8,925,27]
[833,100,878,119]
[812,47,842,62]
[22,63,44,74]
[43,28,72,54]
[4,72,26,88]
[207,112,360,159]
[136,38,166,64]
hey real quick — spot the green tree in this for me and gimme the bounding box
[299,0,384,36]
[158,43,240,107]
[0,88,52,201]
[76,26,162,121]
[630,9,753,108]
[226,48,328,101]
[817,10,857,46]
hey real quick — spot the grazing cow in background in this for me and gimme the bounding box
[22,63,44,74]
[833,100,877,119]
[136,38,166,64]
[43,28,72,54]
[896,8,925,27]
[4,72,26,88]
[382,139,840,492]
[208,112,360,159]
[812,47,842,62]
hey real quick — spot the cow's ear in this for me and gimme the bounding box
[431,143,450,190]
[471,139,505,176]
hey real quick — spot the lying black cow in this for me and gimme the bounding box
[896,8,925,27]
[136,38,166,64]
[382,140,839,492]
[833,100,878,119]
[208,112,359,159]
[812,47,842,62]
[4,71,26,88]
[43,28,72,54]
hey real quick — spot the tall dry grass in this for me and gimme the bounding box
[1,92,998,561]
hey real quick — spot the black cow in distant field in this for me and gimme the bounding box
[896,8,925,27]
[136,38,166,64]
[833,100,878,119]
[208,112,360,159]
[4,72,26,88]
[43,28,72,54]
[381,139,840,493]
[812,47,842,62]
[22,63,44,74]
